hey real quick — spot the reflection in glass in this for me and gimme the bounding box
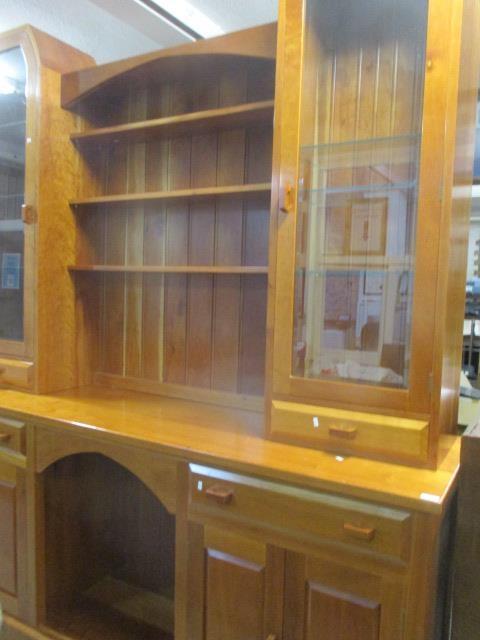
[0,47,26,341]
[292,0,427,388]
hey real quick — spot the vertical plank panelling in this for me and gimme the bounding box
[186,76,219,388]
[86,59,275,402]
[211,69,247,392]
[239,127,272,395]
[101,94,129,374]
[247,62,276,103]
[143,83,171,380]
[103,212,127,374]
[125,87,147,378]
[163,82,191,383]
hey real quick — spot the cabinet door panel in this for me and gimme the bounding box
[201,527,284,640]
[284,551,404,640]
[306,583,380,640]
[0,480,17,596]
[205,549,265,640]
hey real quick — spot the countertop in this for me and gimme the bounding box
[0,385,460,515]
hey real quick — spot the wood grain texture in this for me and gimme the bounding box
[432,0,480,448]
[284,551,403,640]
[0,476,17,596]
[452,424,480,638]
[267,0,479,467]
[43,453,175,636]
[0,387,460,514]
[71,101,274,145]
[71,51,274,404]
[61,23,277,107]
[306,583,380,640]
[205,549,265,640]
[70,183,271,206]
[0,27,92,391]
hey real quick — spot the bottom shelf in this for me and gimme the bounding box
[45,577,174,640]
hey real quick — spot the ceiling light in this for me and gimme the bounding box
[149,0,224,38]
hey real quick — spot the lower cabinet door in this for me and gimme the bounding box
[202,526,284,640]
[0,460,21,614]
[283,551,405,640]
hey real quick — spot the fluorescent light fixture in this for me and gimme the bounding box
[149,0,224,38]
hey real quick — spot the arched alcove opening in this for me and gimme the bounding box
[43,453,175,640]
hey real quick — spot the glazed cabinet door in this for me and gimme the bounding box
[0,30,36,364]
[269,0,469,464]
[283,551,405,640]
[200,526,284,640]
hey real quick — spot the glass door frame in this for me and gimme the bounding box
[0,29,37,360]
[271,0,451,417]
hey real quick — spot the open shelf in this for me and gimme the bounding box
[71,100,274,146]
[44,454,175,640]
[69,265,268,274]
[70,183,271,208]
[45,590,173,640]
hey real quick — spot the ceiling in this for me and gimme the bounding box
[0,0,278,65]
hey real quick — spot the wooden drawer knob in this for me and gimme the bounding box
[344,522,376,542]
[280,183,294,213]
[0,433,11,443]
[266,635,277,640]
[205,484,234,505]
[329,425,357,440]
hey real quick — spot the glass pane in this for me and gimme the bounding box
[293,0,428,388]
[0,47,26,342]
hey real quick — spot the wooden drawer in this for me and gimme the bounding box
[271,400,429,462]
[0,416,27,469]
[0,358,33,390]
[189,464,413,562]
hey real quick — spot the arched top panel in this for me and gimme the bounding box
[0,25,93,75]
[35,427,178,514]
[61,22,277,108]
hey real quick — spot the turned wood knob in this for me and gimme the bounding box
[205,484,234,505]
[280,183,294,213]
[0,433,11,443]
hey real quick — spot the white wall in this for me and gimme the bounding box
[0,0,168,64]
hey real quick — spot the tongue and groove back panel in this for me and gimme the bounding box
[72,58,275,406]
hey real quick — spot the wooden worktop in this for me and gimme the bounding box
[0,386,459,514]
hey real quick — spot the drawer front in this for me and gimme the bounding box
[0,416,27,470]
[189,464,412,562]
[0,416,26,454]
[0,358,33,390]
[271,400,429,461]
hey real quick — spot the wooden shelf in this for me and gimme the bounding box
[70,183,271,207]
[45,597,172,640]
[301,256,415,271]
[69,265,268,274]
[71,100,274,145]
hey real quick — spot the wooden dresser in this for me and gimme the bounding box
[0,1,478,639]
